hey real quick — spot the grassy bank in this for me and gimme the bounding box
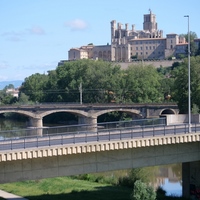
[0,176,189,200]
[0,177,132,200]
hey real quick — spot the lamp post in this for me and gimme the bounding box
[184,15,191,133]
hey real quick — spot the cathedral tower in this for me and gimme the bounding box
[143,9,157,32]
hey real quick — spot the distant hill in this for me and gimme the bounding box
[0,80,23,90]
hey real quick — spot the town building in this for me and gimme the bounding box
[6,88,19,98]
[68,11,198,62]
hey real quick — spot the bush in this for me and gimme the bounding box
[131,180,156,200]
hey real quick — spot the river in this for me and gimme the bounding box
[0,117,182,196]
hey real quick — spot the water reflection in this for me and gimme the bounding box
[0,118,28,131]
[157,164,182,196]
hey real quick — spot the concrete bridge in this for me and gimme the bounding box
[0,103,179,128]
[0,115,200,199]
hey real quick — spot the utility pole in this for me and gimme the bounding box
[79,82,82,104]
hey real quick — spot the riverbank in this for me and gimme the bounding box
[0,177,131,200]
[0,176,189,200]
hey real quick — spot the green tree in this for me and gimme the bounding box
[4,84,14,90]
[119,64,162,103]
[20,73,48,102]
[18,92,30,104]
[131,180,156,200]
[55,59,121,103]
[43,70,61,102]
[173,56,200,113]
[180,32,198,56]
[0,85,17,105]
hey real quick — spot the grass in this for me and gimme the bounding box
[0,175,189,200]
[0,176,132,200]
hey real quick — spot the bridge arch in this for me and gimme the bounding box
[160,109,177,115]
[39,109,89,118]
[0,110,36,118]
[92,109,142,119]
[38,109,92,127]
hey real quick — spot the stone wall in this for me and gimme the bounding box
[116,60,182,69]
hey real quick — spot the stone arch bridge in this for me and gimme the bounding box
[0,103,179,128]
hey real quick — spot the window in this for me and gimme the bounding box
[146,46,148,50]
[140,47,142,50]
[136,47,138,50]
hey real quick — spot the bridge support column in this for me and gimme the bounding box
[78,116,97,132]
[29,117,43,136]
[29,117,43,127]
[182,161,200,199]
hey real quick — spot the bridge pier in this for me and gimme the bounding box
[29,117,43,128]
[78,116,97,132]
[182,161,200,199]
[29,117,43,136]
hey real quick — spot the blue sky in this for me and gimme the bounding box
[1,0,200,82]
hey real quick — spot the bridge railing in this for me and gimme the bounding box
[0,118,166,140]
[0,121,200,151]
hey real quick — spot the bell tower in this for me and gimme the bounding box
[143,9,157,32]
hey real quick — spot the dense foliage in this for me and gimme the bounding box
[1,56,200,114]
[173,56,200,113]
[131,180,156,200]
[18,60,164,104]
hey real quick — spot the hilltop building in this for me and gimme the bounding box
[68,11,194,62]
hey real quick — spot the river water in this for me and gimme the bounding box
[0,117,182,196]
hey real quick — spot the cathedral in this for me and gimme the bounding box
[68,11,187,62]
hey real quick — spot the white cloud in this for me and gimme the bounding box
[27,26,45,35]
[1,31,24,42]
[65,19,88,31]
[0,62,10,69]
[1,25,45,42]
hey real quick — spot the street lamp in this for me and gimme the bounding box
[184,15,191,133]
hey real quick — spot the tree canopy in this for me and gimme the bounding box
[173,56,200,113]
[18,60,164,104]
[1,55,199,115]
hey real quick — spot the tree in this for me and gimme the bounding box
[55,59,122,103]
[0,85,17,105]
[119,64,162,103]
[18,92,30,104]
[131,180,156,200]
[43,70,61,102]
[4,84,14,90]
[173,56,200,113]
[180,32,198,56]
[20,73,49,102]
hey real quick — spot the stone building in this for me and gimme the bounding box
[68,11,189,62]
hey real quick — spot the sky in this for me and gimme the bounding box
[0,0,200,82]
